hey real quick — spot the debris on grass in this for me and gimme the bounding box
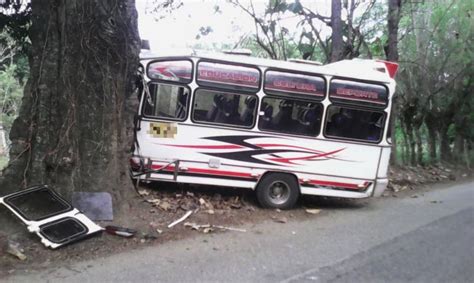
[305,209,321,215]
[184,222,246,233]
[105,226,137,238]
[5,240,27,261]
[138,190,150,196]
[168,210,193,228]
[272,216,288,223]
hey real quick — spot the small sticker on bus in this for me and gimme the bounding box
[148,122,177,138]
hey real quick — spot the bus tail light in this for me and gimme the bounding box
[376,60,399,79]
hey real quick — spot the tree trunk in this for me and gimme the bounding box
[386,0,401,165]
[386,0,401,62]
[330,0,343,62]
[426,120,437,163]
[406,123,416,166]
[438,124,452,162]
[414,125,423,165]
[1,0,140,215]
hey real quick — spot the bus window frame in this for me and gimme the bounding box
[323,104,387,144]
[141,81,192,122]
[263,68,327,101]
[328,77,389,109]
[196,59,262,93]
[146,58,194,84]
[257,94,324,138]
[190,87,260,129]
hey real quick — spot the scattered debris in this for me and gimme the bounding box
[206,209,215,215]
[213,225,246,233]
[272,216,288,223]
[5,240,27,261]
[72,192,113,221]
[305,209,321,215]
[105,226,137,238]
[146,198,161,205]
[159,201,172,211]
[156,229,163,234]
[430,200,443,204]
[184,222,246,233]
[138,190,150,196]
[168,210,193,228]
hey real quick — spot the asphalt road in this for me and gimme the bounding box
[4,181,474,283]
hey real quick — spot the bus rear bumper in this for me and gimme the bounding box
[372,178,388,197]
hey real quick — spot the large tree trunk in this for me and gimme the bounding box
[330,0,343,62]
[1,0,140,214]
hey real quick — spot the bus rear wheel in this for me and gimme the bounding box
[256,173,299,209]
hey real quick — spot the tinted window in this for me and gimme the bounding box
[264,70,325,99]
[147,60,192,83]
[143,83,189,121]
[325,106,385,142]
[258,97,323,136]
[329,79,388,108]
[192,89,257,127]
[197,61,260,92]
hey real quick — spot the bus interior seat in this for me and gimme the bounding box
[206,94,223,122]
[240,96,257,125]
[260,102,274,129]
[297,105,318,134]
[174,88,187,118]
[215,96,239,124]
[273,100,294,131]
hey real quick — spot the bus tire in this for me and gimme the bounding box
[256,173,299,209]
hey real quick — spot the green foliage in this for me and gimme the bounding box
[0,155,7,170]
[0,63,25,142]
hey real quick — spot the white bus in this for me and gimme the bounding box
[131,51,398,209]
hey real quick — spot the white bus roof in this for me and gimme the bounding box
[140,49,396,84]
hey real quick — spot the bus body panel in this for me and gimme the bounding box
[133,54,396,199]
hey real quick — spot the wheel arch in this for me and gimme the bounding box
[254,171,301,193]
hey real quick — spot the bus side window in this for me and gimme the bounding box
[259,97,322,136]
[324,106,384,142]
[193,89,257,128]
[143,83,189,121]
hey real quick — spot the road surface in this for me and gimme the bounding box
[4,181,474,282]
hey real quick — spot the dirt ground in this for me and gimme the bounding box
[0,164,472,277]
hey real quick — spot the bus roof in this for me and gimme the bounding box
[140,50,397,84]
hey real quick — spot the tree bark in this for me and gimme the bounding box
[386,0,401,165]
[438,124,451,162]
[425,118,438,163]
[414,125,423,165]
[1,0,140,214]
[330,0,343,62]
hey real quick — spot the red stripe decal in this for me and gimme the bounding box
[302,179,362,190]
[150,164,255,179]
[163,144,244,150]
[268,148,345,164]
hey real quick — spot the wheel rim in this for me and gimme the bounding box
[268,180,290,205]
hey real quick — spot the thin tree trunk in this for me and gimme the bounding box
[439,124,451,162]
[330,0,343,62]
[386,0,401,164]
[426,121,437,163]
[400,120,409,164]
[414,125,423,165]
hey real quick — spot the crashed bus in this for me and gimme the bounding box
[131,51,398,209]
